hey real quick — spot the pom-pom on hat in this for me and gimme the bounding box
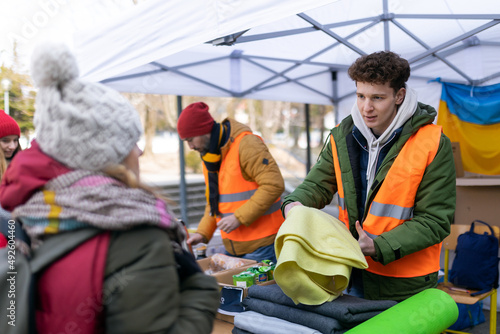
[177,102,215,139]
[30,43,143,171]
[0,110,21,139]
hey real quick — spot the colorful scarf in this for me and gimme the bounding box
[12,170,185,248]
[202,121,229,216]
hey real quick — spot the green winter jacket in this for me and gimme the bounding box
[282,103,456,301]
[104,227,220,333]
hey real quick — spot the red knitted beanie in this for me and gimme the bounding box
[0,110,20,138]
[177,102,215,139]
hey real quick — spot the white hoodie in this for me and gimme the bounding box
[351,86,418,197]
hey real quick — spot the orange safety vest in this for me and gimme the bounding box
[331,124,443,278]
[203,131,283,242]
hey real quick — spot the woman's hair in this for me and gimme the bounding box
[103,164,173,204]
[348,51,410,92]
[0,148,6,181]
[104,164,140,189]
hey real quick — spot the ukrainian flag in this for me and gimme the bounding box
[437,81,500,175]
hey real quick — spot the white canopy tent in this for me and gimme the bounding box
[73,0,500,225]
[75,0,500,122]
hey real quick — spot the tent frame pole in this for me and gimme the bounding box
[177,96,188,224]
[305,103,311,175]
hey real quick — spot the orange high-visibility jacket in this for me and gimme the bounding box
[203,131,283,249]
[331,124,442,278]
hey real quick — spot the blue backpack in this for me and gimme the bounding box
[449,220,499,296]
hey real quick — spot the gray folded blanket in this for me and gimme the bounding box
[242,297,348,334]
[234,311,321,334]
[247,283,397,326]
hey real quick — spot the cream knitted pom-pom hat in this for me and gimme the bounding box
[30,43,143,171]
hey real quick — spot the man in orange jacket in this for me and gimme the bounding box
[177,102,285,263]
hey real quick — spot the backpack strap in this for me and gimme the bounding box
[470,220,496,236]
[0,246,32,334]
[30,228,103,273]
[0,218,31,247]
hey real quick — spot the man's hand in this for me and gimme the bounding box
[217,214,241,233]
[355,220,376,256]
[187,232,206,246]
[284,201,303,218]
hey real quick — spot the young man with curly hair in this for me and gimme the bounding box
[282,51,456,301]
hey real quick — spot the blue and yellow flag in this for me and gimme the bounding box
[437,81,500,175]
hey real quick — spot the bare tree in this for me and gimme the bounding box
[247,99,257,131]
[161,95,178,130]
[143,105,156,156]
[260,100,284,141]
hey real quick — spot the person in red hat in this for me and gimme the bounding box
[0,109,21,223]
[0,112,23,248]
[0,109,21,165]
[178,102,285,263]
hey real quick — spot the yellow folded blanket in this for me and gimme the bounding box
[274,206,368,305]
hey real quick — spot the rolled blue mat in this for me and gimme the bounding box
[345,288,458,334]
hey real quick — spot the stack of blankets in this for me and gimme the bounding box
[232,284,397,334]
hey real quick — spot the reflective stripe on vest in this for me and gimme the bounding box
[331,133,348,224]
[369,202,414,221]
[332,124,443,278]
[221,200,282,218]
[205,131,283,242]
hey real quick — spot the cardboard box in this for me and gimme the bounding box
[451,142,500,227]
[212,318,235,332]
[197,255,276,324]
[197,256,257,278]
[455,177,500,227]
[215,312,236,324]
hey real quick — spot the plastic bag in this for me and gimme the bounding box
[205,253,247,274]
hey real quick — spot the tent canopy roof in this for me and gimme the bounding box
[75,0,500,119]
